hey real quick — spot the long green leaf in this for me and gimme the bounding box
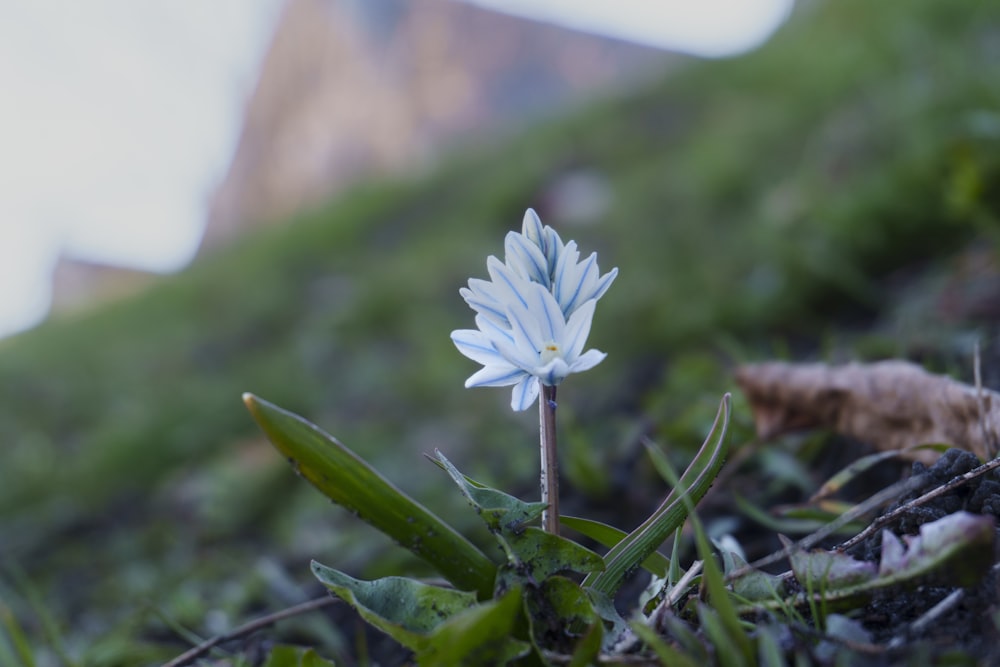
[244,393,496,598]
[560,515,670,577]
[655,427,754,664]
[584,393,730,597]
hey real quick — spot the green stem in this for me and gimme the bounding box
[539,384,559,534]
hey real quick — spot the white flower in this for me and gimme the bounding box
[451,279,606,411]
[452,209,616,411]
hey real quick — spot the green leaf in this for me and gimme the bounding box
[433,451,603,587]
[661,613,708,662]
[586,589,630,652]
[878,510,994,586]
[432,450,545,533]
[244,394,496,598]
[650,418,754,665]
[524,576,602,660]
[584,394,731,597]
[754,625,786,667]
[691,499,754,664]
[419,588,531,666]
[311,561,477,652]
[561,515,670,577]
[630,621,700,667]
[783,535,877,593]
[567,622,604,667]
[720,549,785,602]
[263,646,337,667]
[496,527,605,596]
[697,605,749,667]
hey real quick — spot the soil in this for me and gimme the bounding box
[847,449,1000,665]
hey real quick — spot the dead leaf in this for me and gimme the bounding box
[735,360,999,462]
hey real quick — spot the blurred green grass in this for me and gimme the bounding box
[1,0,999,662]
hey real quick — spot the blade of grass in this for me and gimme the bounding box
[651,424,754,665]
[809,450,902,502]
[630,621,700,667]
[0,603,35,667]
[584,394,730,597]
[1,563,75,667]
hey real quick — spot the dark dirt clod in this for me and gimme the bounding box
[852,449,1000,562]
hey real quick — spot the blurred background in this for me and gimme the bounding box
[1,0,789,338]
[1,0,998,664]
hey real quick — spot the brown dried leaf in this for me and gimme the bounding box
[735,360,999,462]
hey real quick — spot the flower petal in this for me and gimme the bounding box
[568,348,606,374]
[505,293,546,362]
[563,299,596,360]
[521,208,545,247]
[542,226,563,276]
[505,231,549,286]
[535,357,571,386]
[466,363,525,388]
[524,281,565,343]
[556,247,600,316]
[451,329,507,366]
[486,256,531,310]
[474,313,514,347]
[493,334,537,372]
[510,375,540,411]
[460,283,508,327]
[591,267,618,303]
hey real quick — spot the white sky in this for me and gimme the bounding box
[0,0,792,338]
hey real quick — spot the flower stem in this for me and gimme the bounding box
[539,384,559,534]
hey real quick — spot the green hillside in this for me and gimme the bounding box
[1,0,998,663]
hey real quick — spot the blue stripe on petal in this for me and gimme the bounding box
[487,256,530,310]
[511,375,540,411]
[590,267,619,302]
[451,329,507,366]
[505,297,544,359]
[505,232,549,285]
[474,313,515,346]
[462,293,508,325]
[522,209,544,246]
[535,283,564,341]
[562,253,597,315]
[543,227,563,275]
[563,299,595,359]
[467,364,525,387]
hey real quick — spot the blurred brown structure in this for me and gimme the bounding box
[200,0,675,252]
[50,257,157,317]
